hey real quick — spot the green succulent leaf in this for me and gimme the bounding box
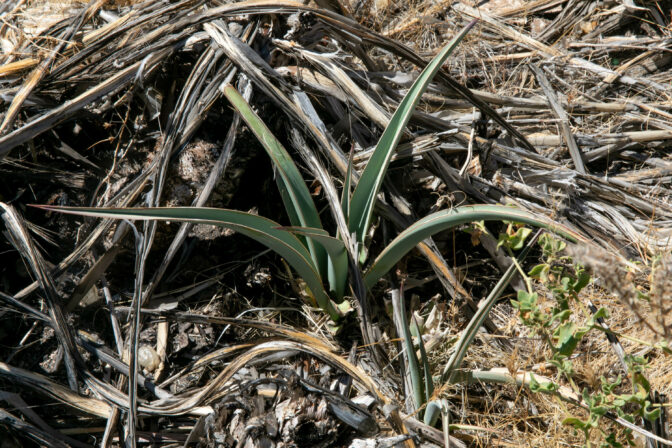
[514,290,539,310]
[412,315,434,408]
[603,432,626,448]
[364,205,582,289]
[392,291,425,413]
[643,401,661,422]
[549,355,575,376]
[348,19,478,250]
[587,307,609,327]
[601,375,621,395]
[423,400,442,427]
[539,233,567,255]
[280,226,348,300]
[34,205,342,321]
[223,85,328,280]
[549,309,572,325]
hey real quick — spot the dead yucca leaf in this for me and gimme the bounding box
[1,203,81,390]
[0,361,111,417]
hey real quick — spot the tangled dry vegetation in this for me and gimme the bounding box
[1,0,672,447]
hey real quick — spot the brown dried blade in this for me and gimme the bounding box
[305,7,538,153]
[119,37,232,446]
[204,19,350,173]
[0,0,105,136]
[0,391,90,448]
[75,334,173,400]
[50,0,203,80]
[0,408,69,448]
[0,203,82,390]
[0,46,173,158]
[452,2,667,92]
[0,361,111,417]
[288,95,384,367]
[139,44,238,303]
[529,63,586,174]
[142,59,241,381]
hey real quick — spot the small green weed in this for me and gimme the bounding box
[512,233,660,447]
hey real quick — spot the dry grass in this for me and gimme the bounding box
[0,0,671,447]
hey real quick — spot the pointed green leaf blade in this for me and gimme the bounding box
[413,314,434,405]
[441,235,537,384]
[223,85,328,280]
[391,289,424,413]
[35,205,341,321]
[348,20,478,247]
[364,205,583,289]
[280,226,349,300]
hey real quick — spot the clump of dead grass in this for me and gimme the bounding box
[1,0,671,446]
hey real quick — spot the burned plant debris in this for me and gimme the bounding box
[1,0,671,447]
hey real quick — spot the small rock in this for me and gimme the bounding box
[138,345,160,372]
